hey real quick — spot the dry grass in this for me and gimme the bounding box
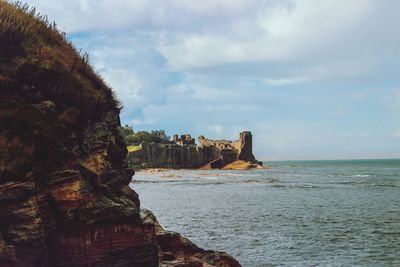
[0,1,87,65]
[0,1,119,102]
[0,1,62,44]
[0,1,122,139]
[127,145,143,153]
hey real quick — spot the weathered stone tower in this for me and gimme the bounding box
[237,131,256,162]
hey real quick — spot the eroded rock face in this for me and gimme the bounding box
[0,99,158,266]
[127,132,262,170]
[141,210,241,267]
[0,2,241,266]
[128,142,218,169]
[0,2,155,265]
[237,131,255,162]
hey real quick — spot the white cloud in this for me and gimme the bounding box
[25,0,400,84]
[66,33,173,125]
[263,60,376,86]
[157,0,378,71]
[24,0,267,32]
[20,0,400,158]
[203,125,224,136]
[264,77,310,86]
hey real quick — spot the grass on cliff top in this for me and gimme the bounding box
[127,145,142,153]
[0,1,122,136]
[0,1,114,92]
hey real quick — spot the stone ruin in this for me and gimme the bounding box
[128,131,261,169]
[198,131,256,162]
[172,134,196,146]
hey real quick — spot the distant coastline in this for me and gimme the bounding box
[124,130,263,170]
[262,157,400,162]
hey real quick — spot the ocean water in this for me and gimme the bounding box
[131,159,400,266]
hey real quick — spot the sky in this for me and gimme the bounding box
[24,0,400,160]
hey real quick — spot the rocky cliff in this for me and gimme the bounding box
[127,142,217,169]
[0,2,240,266]
[127,133,262,170]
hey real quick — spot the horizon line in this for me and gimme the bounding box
[261,156,400,162]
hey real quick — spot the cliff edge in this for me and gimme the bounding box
[0,2,240,266]
[127,132,263,170]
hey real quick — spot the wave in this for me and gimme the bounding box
[368,183,400,188]
[241,178,280,184]
[131,179,191,184]
[336,181,400,188]
[199,172,262,177]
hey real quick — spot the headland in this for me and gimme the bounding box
[127,131,263,170]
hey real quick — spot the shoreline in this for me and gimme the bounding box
[136,162,269,173]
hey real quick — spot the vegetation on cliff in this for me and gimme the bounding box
[0,2,146,265]
[0,2,241,266]
[120,125,170,145]
[127,145,142,153]
[0,1,121,152]
[126,130,262,170]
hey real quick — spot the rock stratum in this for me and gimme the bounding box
[127,132,263,170]
[0,2,241,266]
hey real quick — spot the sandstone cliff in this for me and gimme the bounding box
[127,132,262,170]
[0,2,240,266]
[127,141,217,169]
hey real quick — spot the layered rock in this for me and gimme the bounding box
[141,210,241,267]
[128,133,262,170]
[127,141,217,169]
[0,2,240,266]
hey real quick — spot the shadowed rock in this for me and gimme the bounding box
[141,209,241,267]
[0,2,241,266]
[128,132,262,170]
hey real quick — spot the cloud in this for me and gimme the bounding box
[25,0,270,32]
[66,32,179,125]
[263,60,377,86]
[157,1,379,71]
[26,0,400,84]
[203,125,224,136]
[21,0,400,158]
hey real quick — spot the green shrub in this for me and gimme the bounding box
[120,125,170,145]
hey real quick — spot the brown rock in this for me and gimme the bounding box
[141,210,241,267]
[221,160,265,170]
[0,2,241,266]
[237,132,256,162]
[128,131,262,170]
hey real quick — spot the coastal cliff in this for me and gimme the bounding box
[127,132,262,170]
[0,2,240,266]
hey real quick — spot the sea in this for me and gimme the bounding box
[131,159,400,267]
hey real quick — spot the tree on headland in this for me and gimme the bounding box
[120,125,134,139]
[150,130,170,143]
[120,125,170,145]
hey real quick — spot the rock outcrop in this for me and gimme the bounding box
[128,142,212,169]
[0,2,240,266]
[127,133,262,170]
[141,210,241,267]
[221,160,264,170]
[237,131,256,162]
